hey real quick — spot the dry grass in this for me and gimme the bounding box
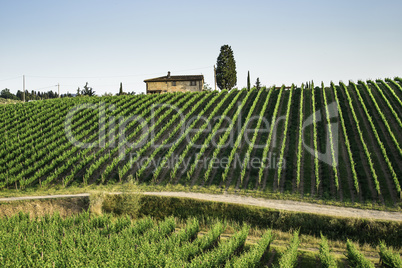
[0,98,21,105]
[89,192,106,215]
[0,197,88,218]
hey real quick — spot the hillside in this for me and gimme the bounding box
[1,78,402,208]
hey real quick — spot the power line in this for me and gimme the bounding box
[34,85,58,91]
[1,66,213,95]
[0,76,22,82]
[24,66,213,79]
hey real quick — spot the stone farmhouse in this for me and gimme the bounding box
[144,71,204,94]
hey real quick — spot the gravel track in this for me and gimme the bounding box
[1,191,401,222]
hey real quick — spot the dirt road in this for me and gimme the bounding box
[1,191,401,222]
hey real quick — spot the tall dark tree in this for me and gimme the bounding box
[255,78,261,90]
[16,90,23,100]
[119,82,123,95]
[216,44,237,90]
[247,71,251,90]
[81,82,95,96]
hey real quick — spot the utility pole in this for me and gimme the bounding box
[214,65,217,91]
[58,83,60,98]
[23,75,25,102]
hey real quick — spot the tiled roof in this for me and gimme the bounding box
[144,74,204,82]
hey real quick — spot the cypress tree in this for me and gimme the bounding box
[255,77,261,90]
[247,71,251,90]
[216,44,237,90]
[119,82,123,95]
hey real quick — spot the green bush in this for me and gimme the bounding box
[379,241,402,268]
[276,230,300,268]
[101,192,142,218]
[319,233,337,268]
[345,239,374,268]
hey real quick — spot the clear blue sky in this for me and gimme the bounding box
[1,0,401,95]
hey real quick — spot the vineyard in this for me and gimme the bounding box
[1,78,402,207]
[0,212,400,267]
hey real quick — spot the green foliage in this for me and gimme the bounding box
[136,195,402,248]
[1,76,402,210]
[239,87,273,184]
[332,82,359,194]
[379,241,402,268]
[134,92,207,180]
[216,44,237,90]
[311,84,320,192]
[203,83,213,91]
[170,90,233,179]
[255,77,261,90]
[322,83,339,190]
[203,89,253,181]
[295,84,304,189]
[153,92,216,181]
[0,211,168,266]
[360,80,402,196]
[341,82,381,195]
[0,205,401,267]
[345,239,375,268]
[185,89,246,180]
[258,86,284,184]
[2,88,62,101]
[102,192,143,218]
[276,229,300,268]
[85,93,175,183]
[276,85,294,186]
[0,88,18,100]
[169,221,225,264]
[134,217,200,266]
[220,88,261,183]
[319,233,337,268]
[81,82,96,96]
[226,229,274,267]
[188,225,250,267]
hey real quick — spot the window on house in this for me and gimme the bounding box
[190,81,196,86]
[172,81,176,86]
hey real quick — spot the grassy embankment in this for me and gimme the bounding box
[1,182,401,212]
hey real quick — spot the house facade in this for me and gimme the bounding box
[144,72,204,94]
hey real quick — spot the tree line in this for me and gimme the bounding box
[1,82,135,101]
[0,88,65,101]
